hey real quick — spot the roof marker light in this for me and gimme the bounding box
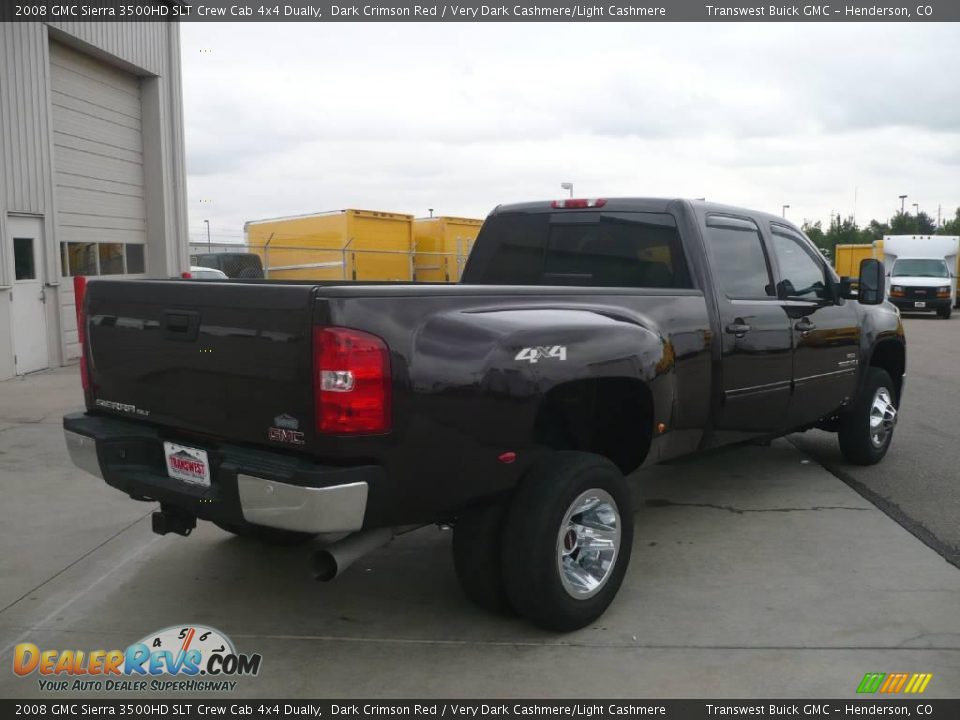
[551,198,607,209]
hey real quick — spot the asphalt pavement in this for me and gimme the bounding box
[791,312,960,568]
[1,338,958,698]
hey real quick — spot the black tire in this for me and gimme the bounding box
[937,305,952,319]
[837,367,898,466]
[501,451,633,632]
[452,502,513,614]
[214,520,316,546]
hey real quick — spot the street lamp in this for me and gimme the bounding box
[912,203,919,216]
[428,208,434,218]
[782,204,790,218]
[204,219,210,249]
[898,195,907,214]
[560,182,573,198]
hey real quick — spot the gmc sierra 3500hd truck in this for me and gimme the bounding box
[64,198,905,631]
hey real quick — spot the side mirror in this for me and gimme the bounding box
[858,258,885,305]
[839,276,858,300]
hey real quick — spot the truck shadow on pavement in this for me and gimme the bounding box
[13,441,958,658]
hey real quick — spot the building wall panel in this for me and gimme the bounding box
[1,21,186,378]
[0,24,53,214]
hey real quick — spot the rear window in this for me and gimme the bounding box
[463,211,693,289]
[193,253,264,278]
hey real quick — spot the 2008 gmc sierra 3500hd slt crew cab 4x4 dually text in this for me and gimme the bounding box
[64,198,905,631]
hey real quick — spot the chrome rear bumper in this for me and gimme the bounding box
[63,422,372,534]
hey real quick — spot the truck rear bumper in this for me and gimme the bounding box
[63,412,380,534]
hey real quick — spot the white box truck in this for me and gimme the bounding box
[881,235,960,318]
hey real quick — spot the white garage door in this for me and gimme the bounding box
[50,42,147,359]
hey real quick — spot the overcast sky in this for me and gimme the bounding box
[180,22,960,244]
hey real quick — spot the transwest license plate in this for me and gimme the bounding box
[163,442,211,487]
[914,301,926,308]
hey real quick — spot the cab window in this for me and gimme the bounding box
[704,215,775,300]
[770,228,829,301]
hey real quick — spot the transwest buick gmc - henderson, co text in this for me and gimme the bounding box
[64,198,906,631]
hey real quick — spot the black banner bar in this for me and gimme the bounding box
[1,700,958,719]
[0,0,957,22]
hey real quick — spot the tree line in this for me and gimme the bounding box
[802,207,960,255]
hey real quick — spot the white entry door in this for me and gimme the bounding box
[7,216,49,374]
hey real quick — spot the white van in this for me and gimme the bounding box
[882,235,959,319]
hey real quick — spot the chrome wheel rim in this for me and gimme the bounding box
[869,387,897,448]
[556,488,621,599]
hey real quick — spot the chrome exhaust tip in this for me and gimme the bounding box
[312,528,394,581]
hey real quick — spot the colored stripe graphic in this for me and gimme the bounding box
[857,672,932,694]
[907,674,933,694]
[857,673,885,693]
[881,673,909,693]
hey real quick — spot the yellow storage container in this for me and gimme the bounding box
[244,209,414,281]
[412,216,484,282]
[834,243,875,277]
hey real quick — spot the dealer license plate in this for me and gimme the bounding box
[914,301,926,308]
[163,442,211,487]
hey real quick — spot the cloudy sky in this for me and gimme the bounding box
[180,22,960,244]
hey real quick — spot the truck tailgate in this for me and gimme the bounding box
[84,279,318,447]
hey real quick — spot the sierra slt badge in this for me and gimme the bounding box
[95,399,150,417]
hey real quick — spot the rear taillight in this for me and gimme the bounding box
[551,198,607,209]
[73,275,91,392]
[181,271,193,279]
[313,327,391,434]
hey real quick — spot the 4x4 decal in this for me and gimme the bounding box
[515,346,567,364]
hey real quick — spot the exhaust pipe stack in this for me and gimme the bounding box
[313,528,394,581]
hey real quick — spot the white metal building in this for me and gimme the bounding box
[0,22,188,380]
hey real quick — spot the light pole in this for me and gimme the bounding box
[898,195,907,214]
[560,182,573,198]
[204,219,211,249]
[912,203,919,216]
[782,204,790,218]
[428,208,434,218]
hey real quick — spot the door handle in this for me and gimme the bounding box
[162,310,200,341]
[725,322,752,338]
[794,318,816,335]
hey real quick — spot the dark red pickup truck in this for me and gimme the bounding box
[64,198,905,630]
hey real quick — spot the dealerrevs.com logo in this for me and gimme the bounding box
[13,625,261,692]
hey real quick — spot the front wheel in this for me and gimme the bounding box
[837,367,898,465]
[937,305,952,319]
[501,452,633,632]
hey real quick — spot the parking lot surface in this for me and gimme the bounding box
[792,313,960,567]
[1,318,959,698]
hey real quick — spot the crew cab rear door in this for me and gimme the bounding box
[703,214,793,433]
[766,223,860,425]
